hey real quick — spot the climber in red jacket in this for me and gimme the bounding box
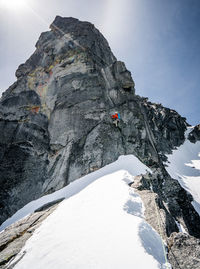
[111,112,120,127]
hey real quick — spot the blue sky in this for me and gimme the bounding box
[0,0,199,124]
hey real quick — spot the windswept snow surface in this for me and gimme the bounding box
[166,128,200,215]
[0,155,149,232]
[8,155,169,269]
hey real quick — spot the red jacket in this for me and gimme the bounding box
[111,113,118,119]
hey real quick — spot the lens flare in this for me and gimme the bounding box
[0,0,27,11]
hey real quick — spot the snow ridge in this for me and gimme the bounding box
[7,155,170,269]
[166,127,200,216]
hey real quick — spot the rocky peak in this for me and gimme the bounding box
[0,16,188,222]
[0,16,135,225]
[188,124,200,143]
[0,16,200,269]
[15,16,116,80]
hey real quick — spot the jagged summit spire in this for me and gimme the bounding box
[0,15,135,225]
[49,16,116,65]
[0,16,200,269]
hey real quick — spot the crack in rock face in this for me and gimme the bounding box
[0,17,200,269]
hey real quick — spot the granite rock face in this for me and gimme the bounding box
[168,233,200,269]
[188,124,200,143]
[0,200,62,269]
[0,16,191,224]
[0,15,200,269]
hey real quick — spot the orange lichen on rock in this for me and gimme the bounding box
[31,106,40,114]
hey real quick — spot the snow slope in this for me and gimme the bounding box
[0,155,149,232]
[8,155,169,269]
[166,128,200,215]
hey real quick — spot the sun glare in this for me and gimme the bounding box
[0,0,27,11]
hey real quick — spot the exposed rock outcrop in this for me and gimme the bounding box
[0,200,62,268]
[0,17,188,226]
[132,170,200,238]
[168,233,200,269]
[0,16,199,269]
[188,124,200,143]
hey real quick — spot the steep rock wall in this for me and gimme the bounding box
[0,16,191,228]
